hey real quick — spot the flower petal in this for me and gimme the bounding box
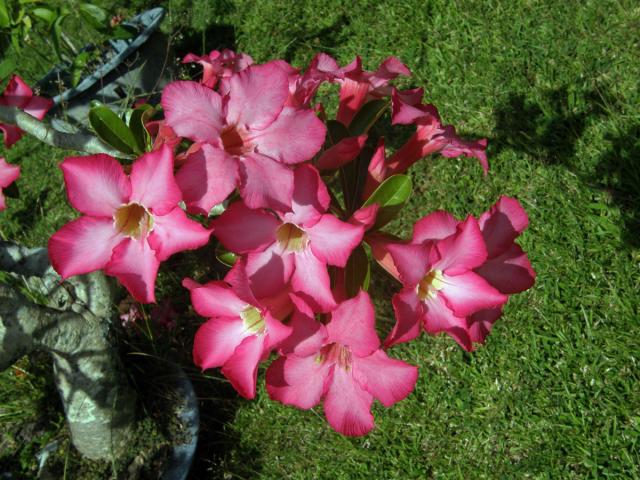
[183,279,246,318]
[60,154,131,217]
[286,164,330,227]
[221,334,265,399]
[161,80,224,143]
[279,295,328,356]
[323,366,374,436]
[251,107,327,164]
[478,196,529,258]
[193,317,248,369]
[386,242,431,287]
[385,288,423,347]
[239,153,294,211]
[439,272,507,317]
[353,350,418,407]
[412,210,459,243]
[129,145,182,215]
[0,157,20,188]
[175,144,239,215]
[326,291,379,356]
[104,238,160,303]
[291,249,336,312]
[48,216,124,279]
[266,355,330,409]
[147,207,211,261]
[212,201,280,254]
[226,63,289,130]
[468,307,503,345]
[474,244,535,294]
[434,216,487,275]
[245,244,295,299]
[318,135,367,171]
[423,294,472,351]
[0,123,24,147]
[307,214,364,267]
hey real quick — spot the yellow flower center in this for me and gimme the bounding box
[275,223,309,252]
[316,343,352,371]
[240,306,265,334]
[417,270,444,300]
[113,203,154,239]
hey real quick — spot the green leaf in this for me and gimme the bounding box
[0,0,10,28]
[362,174,413,230]
[89,104,139,154]
[51,12,69,62]
[31,7,56,26]
[110,24,137,40]
[343,245,370,298]
[326,119,349,146]
[0,57,16,82]
[79,3,107,31]
[215,243,237,267]
[348,99,388,136]
[128,104,154,153]
[340,144,373,215]
[70,51,90,87]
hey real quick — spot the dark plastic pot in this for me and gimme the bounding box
[37,7,172,127]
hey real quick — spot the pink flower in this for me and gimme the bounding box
[48,145,212,303]
[0,75,53,147]
[383,214,508,349]
[186,261,291,399]
[183,49,253,89]
[0,156,20,211]
[284,53,342,108]
[212,164,364,312]
[266,291,418,436]
[462,196,535,347]
[365,88,488,195]
[161,63,326,213]
[336,56,411,126]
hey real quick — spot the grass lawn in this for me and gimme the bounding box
[1,0,639,478]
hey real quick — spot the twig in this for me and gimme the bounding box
[0,105,134,159]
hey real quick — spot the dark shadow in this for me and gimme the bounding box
[592,124,640,247]
[492,85,640,247]
[282,15,350,63]
[493,87,610,164]
[178,23,237,60]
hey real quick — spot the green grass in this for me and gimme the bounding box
[1,0,639,478]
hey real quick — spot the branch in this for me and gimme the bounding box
[0,105,134,159]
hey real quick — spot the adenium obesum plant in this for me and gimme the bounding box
[0,50,535,437]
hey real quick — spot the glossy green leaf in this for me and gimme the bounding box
[348,99,388,136]
[0,0,10,28]
[89,104,139,154]
[129,104,154,153]
[79,3,107,30]
[51,13,69,62]
[362,174,412,230]
[31,7,56,25]
[0,57,16,82]
[326,119,349,146]
[215,243,237,267]
[110,24,137,40]
[70,51,90,87]
[343,245,371,298]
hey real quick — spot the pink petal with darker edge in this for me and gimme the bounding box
[48,216,124,279]
[60,154,131,217]
[104,238,160,303]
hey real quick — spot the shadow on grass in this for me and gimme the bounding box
[493,86,639,247]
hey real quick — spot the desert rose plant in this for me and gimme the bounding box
[0,50,535,441]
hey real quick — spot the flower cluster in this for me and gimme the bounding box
[1,51,534,436]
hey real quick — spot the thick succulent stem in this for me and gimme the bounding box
[0,105,133,158]
[0,241,136,460]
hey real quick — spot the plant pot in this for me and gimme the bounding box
[36,7,172,128]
